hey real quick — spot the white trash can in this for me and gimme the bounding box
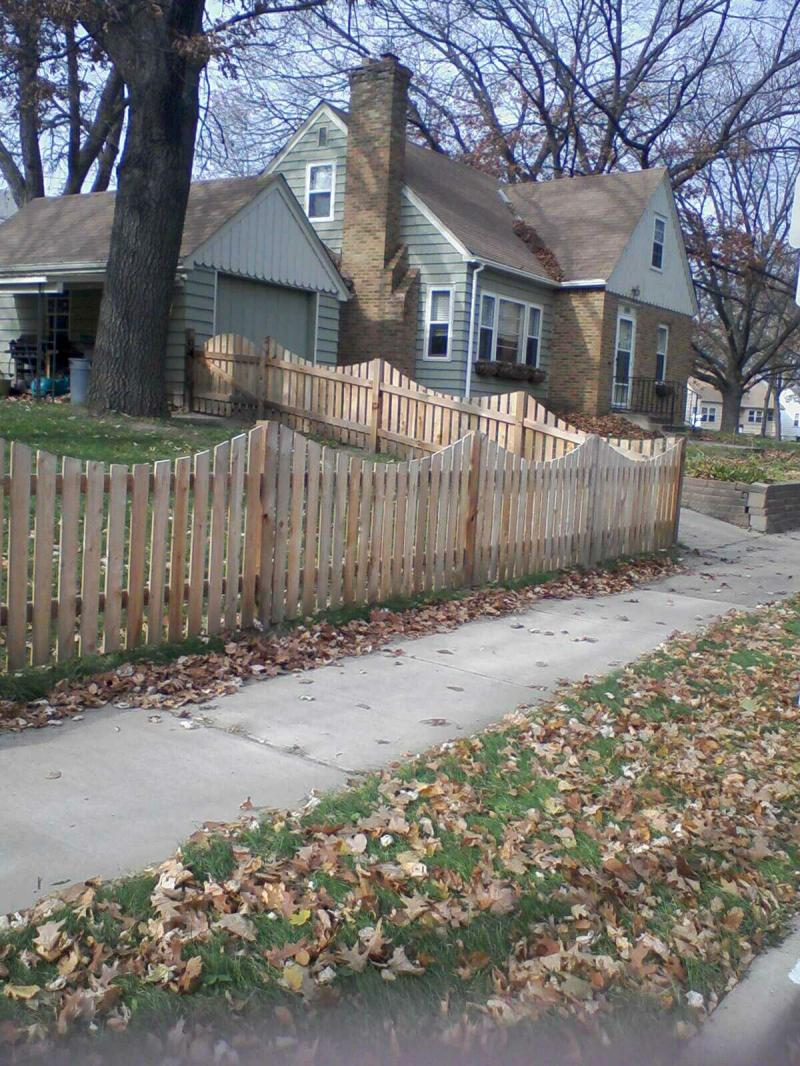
[69,357,92,405]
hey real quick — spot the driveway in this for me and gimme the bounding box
[2,509,800,916]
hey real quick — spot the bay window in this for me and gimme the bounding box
[475,293,542,367]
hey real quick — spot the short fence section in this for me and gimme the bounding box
[189,336,670,462]
[0,425,683,673]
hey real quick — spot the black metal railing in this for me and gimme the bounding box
[618,377,687,423]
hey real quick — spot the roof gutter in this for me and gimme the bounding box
[464,260,485,400]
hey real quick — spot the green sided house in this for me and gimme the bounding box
[0,173,348,407]
[267,55,697,422]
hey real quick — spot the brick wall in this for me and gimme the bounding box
[747,481,800,533]
[338,56,418,376]
[548,288,694,417]
[682,477,800,533]
[682,477,750,528]
[547,288,608,415]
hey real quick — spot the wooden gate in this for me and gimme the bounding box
[189,334,266,418]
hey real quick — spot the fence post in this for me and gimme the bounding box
[463,432,482,585]
[582,435,604,569]
[368,359,383,453]
[259,339,270,420]
[510,391,526,457]
[183,329,196,413]
[672,436,686,543]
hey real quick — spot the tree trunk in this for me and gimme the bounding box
[720,387,744,435]
[87,4,205,417]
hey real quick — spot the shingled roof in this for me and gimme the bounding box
[505,168,668,282]
[0,174,278,273]
[321,104,669,284]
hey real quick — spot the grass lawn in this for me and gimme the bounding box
[1,594,798,1052]
[686,437,800,483]
[0,400,250,465]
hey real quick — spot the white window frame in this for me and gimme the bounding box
[651,215,666,272]
[474,291,543,366]
[612,308,636,408]
[305,161,336,222]
[423,286,454,360]
[700,405,717,424]
[747,409,762,423]
[655,323,669,382]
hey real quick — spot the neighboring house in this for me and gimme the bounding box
[0,174,348,405]
[267,55,698,419]
[686,378,799,437]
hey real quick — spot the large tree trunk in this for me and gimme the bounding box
[87,1,205,417]
[720,386,744,435]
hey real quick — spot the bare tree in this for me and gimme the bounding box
[69,0,327,418]
[683,145,800,434]
[0,1,125,203]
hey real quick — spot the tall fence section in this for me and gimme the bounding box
[190,336,671,461]
[0,422,683,673]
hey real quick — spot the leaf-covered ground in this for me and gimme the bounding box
[1,593,799,1062]
[0,553,677,732]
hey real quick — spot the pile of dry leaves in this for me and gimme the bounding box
[1,594,798,1058]
[0,553,678,733]
[557,412,662,440]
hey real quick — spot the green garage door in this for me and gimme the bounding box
[215,275,314,358]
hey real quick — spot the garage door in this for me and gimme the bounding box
[215,275,314,358]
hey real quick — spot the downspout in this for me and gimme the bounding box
[464,259,485,399]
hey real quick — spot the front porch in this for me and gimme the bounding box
[1,281,102,388]
[613,376,688,426]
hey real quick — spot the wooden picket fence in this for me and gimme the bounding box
[0,424,683,673]
[190,336,670,461]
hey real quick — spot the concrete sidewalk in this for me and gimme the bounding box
[2,509,800,916]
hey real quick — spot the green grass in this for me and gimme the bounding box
[0,400,250,464]
[1,596,799,1042]
[686,441,800,483]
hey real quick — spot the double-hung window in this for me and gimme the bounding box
[651,216,666,270]
[475,293,542,366]
[478,295,496,360]
[425,288,452,358]
[306,162,335,221]
[525,306,541,366]
[700,405,716,424]
[747,409,762,424]
[496,299,523,363]
[655,325,668,381]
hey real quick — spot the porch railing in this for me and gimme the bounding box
[616,377,687,423]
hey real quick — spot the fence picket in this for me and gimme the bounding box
[104,464,128,653]
[7,444,32,669]
[80,460,106,656]
[31,451,57,666]
[187,450,210,637]
[207,440,230,635]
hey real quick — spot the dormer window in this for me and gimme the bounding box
[306,162,335,221]
[651,215,666,270]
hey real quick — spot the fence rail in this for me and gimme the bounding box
[0,423,683,674]
[189,336,670,462]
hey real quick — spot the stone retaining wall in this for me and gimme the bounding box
[682,476,800,533]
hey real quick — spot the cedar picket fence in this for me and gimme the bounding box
[0,424,684,673]
[190,336,670,461]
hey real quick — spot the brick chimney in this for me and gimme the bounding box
[339,55,419,374]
